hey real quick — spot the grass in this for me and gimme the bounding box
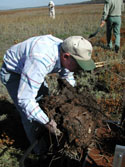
[0,3,125,167]
[0,4,104,58]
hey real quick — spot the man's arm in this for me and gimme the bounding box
[17,54,61,135]
[17,55,52,124]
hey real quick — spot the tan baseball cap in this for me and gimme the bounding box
[61,36,96,71]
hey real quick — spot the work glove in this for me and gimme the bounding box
[45,119,61,136]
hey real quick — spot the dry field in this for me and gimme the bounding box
[0,4,105,60]
[0,3,125,167]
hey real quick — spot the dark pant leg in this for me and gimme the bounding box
[106,17,113,48]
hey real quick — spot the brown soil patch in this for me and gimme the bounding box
[40,80,100,152]
[0,78,124,167]
[37,79,125,167]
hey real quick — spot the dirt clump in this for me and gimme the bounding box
[39,79,102,161]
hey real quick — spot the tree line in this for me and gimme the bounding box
[91,0,125,3]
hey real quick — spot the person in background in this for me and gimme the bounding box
[0,34,96,156]
[100,0,123,53]
[48,1,55,19]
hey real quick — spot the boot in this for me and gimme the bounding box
[115,45,119,53]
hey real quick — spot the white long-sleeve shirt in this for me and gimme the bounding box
[3,35,75,124]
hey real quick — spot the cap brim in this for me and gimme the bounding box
[76,59,96,71]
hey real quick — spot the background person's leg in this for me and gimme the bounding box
[49,9,51,17]
[113,17,121,53]
[52,9,55,19]
[106,17,113,49]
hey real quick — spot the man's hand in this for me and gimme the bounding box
[100,20,106,27]
[45,119,61,136]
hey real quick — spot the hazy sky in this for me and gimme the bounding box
[0,0,89,10]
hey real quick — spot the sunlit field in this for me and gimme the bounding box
[0,4,105,58]
[0,4,125,167]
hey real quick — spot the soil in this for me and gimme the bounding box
[0,79,124,167]
[40,79,100,148]
[38,79,125,167]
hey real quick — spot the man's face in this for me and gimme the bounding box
[61,52,80,72]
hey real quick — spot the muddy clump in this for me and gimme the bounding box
[39,79,103,160]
